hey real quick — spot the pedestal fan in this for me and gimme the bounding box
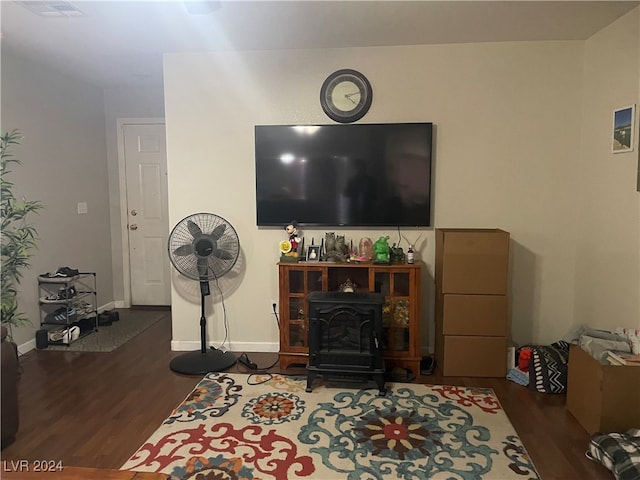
[167,212,240,374]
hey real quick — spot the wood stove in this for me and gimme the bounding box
[306,291,386,395]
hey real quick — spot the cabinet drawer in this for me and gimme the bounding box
[440,335,507,377]
[443,294,507,336]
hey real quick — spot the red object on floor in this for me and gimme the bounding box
[518,348,532,372]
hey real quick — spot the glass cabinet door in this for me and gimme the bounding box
[374,270,411,353]
[307,270,323,293]
[288,270,305,294]
[284,267,324,351]
[288,296,307,348]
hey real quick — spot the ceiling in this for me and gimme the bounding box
[1,1,638,89]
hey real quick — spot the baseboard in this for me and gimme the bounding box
[170,340,279,353]
[99,301,116,312]
[170,341,427,356]
[17,338,36,356]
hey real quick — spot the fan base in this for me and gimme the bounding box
[169,349,237,375]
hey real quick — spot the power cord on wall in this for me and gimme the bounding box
[205,273,231,353]
[235,302,281,385]
[272,302,280,328]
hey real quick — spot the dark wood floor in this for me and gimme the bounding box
[2,311,611,479]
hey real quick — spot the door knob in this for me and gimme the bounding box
[130,224,138,230]
[131,209,138,216]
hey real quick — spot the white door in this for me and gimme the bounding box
[123,123,171,305]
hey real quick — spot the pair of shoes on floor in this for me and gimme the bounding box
[39,266,79,279]
[98,309,119,326]
[48,326,80,343]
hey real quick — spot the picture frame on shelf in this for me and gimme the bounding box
[306,245,321,262]
[612,104,635,153]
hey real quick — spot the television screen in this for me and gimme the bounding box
[254,123,433,227]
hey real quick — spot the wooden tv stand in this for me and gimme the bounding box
[278,261,423,376]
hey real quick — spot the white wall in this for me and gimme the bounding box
[1,53,113,350]
[574,10,640,332]
[163,38,596,352]
[103,87,165,304]
[5,9,636,354]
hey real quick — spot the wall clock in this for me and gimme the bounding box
[320,69,373,123]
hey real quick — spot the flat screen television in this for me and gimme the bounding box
[254,123,433,227]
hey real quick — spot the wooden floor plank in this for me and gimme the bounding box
[1,309,611,479]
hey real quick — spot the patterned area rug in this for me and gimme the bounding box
[122,373,540,480]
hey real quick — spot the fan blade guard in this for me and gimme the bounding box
[168,213,240,281]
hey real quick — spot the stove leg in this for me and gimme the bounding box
[374,373,386,396]
[306,371,317,392]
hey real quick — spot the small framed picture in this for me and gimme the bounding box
[306,245,320,262]
[612,105,635,153]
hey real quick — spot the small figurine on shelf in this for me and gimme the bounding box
[390,243,405,263]
[284,221,302,252]
[323,232,348,262]
[373,236,391,264]
[339,278,357,292]
[359,237,374,261]
[280,221,302,262]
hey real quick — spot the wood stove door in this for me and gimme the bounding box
[308,302,384,372]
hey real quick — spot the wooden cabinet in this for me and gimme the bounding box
[435,229,510,377]
[278,262,423,375]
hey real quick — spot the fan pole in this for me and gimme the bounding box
[200,281,209,354]
[169,280,237,375]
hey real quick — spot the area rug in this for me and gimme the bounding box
[122,372,541,480]
[46,309,167,352]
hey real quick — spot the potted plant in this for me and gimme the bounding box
[1,130,43,336]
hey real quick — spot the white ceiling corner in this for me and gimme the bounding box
[1,1,638,89]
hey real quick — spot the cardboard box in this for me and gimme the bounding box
[567,345,640,434]
[439,335,507,377]
[435,229,510,294]
[442,294,508,336]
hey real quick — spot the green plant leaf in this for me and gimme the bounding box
[1,130,44,327]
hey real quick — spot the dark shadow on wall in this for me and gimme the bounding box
[508,240,538,344]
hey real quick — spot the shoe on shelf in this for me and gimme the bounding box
[48,325,80,343]
[41,294,62,303]
[73,301,94,316]
[39,267,79,279]
[40,286,77,303]
[48,329,65,342]
[56,267,79,277]
[60,286,77,299]
[63,326,80,343]
[44,307,77,324]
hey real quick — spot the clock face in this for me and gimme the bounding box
[320,69,372,123]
